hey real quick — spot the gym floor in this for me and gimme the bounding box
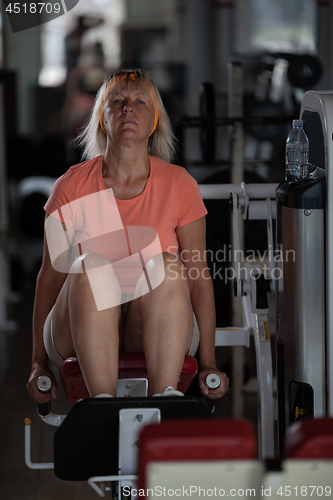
[0,268,259,500]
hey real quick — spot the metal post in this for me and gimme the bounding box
[228,62,244,185]
[0,83,16,331]
[184,0,215,161]
[24,418,54,470]
[228,62,245,418]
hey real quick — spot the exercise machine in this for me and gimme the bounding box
[276,91,333,445]
[25,354,219,497]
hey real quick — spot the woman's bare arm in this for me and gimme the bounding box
[176,216,229,399]
[27,215,69,403]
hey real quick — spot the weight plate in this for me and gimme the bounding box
[200,82,216,163]
[287,55,322,89]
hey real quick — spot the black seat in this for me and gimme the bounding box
[54,396,212,481]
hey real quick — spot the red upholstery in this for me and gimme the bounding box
[285,418,333,459]
[138,419,257,490]
[60,353,198,404]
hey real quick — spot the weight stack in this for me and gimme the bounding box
[276,169,326,436]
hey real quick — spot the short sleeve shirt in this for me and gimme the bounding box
[44,155,207,292]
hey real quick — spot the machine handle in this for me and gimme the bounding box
[37,376,52,392]
[206,373,221,390]
[37,376,52,417]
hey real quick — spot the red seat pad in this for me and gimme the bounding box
[285,418,333,459]
[60,353,198,404]
[138,419,257,490]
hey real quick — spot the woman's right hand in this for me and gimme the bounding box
[26,362,58,403]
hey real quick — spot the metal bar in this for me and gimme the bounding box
[231,193,241,278]
[266,198,276,280]
[88,475,137,498]
[24,419,54,470]
[199,183,279,200]
[215,327,250,348]
[177,114,295,127]
[242,294,255,331]
[228,62,244,417]
[0,84,17,331]
[37,412,66,427]
[228,62,245,419]
[253,313,275,459]
[248,200,277,220]
[0,84,8,233]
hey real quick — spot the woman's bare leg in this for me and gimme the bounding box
[123,252,193,395]
[52,253,122,397]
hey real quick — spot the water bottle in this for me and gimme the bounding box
[285,119,309,182]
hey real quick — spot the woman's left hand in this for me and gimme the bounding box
[198,364,229,400]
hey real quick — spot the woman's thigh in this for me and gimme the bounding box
[52,276,75,359]
[122,296,144,352]
[122,252,194,353]
[51,254,123,359]
[122,286,195,354]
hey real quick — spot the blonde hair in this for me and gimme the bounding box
[76,69,177,163]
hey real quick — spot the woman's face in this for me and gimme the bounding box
[102,80,155,143]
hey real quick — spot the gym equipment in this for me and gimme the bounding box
[60,354,198,404]
[53,397,212,482]
[138,417,333,499]
[138,419,263,496]
[285,418,333,459]
[25,353,219,496]
[282,54,323,89]
[276,168,325,430]
[0,83,17,331]
[277,418,333,497]
[25,256,273,491]
[206,373,220,389]
[37,375,52,392]
[244,97,286,142]
[177,81,294,163]
[253,418,333,497]
[200,82,216,163]
[276,91,333,449]
[200,181,278,459]
[198,90,333,461]
[180,55,322,164]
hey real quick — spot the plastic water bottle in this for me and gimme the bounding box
[285,119,309,182]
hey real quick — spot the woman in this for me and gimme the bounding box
[27,69,229,402]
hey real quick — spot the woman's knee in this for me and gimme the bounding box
[69,252,112,273]
[134,252,179,299]
[138,252,189,301]
[162,252,186,279]
[145,252,185,279]
[68,252,122,310]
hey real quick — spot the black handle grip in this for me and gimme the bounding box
[38,401,51,417]
[37,376,52,417]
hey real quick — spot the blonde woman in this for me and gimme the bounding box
[27,69,229,402]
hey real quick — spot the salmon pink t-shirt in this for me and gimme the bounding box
[44,155,207,292]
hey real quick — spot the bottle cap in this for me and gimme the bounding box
[292,119,303,127]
